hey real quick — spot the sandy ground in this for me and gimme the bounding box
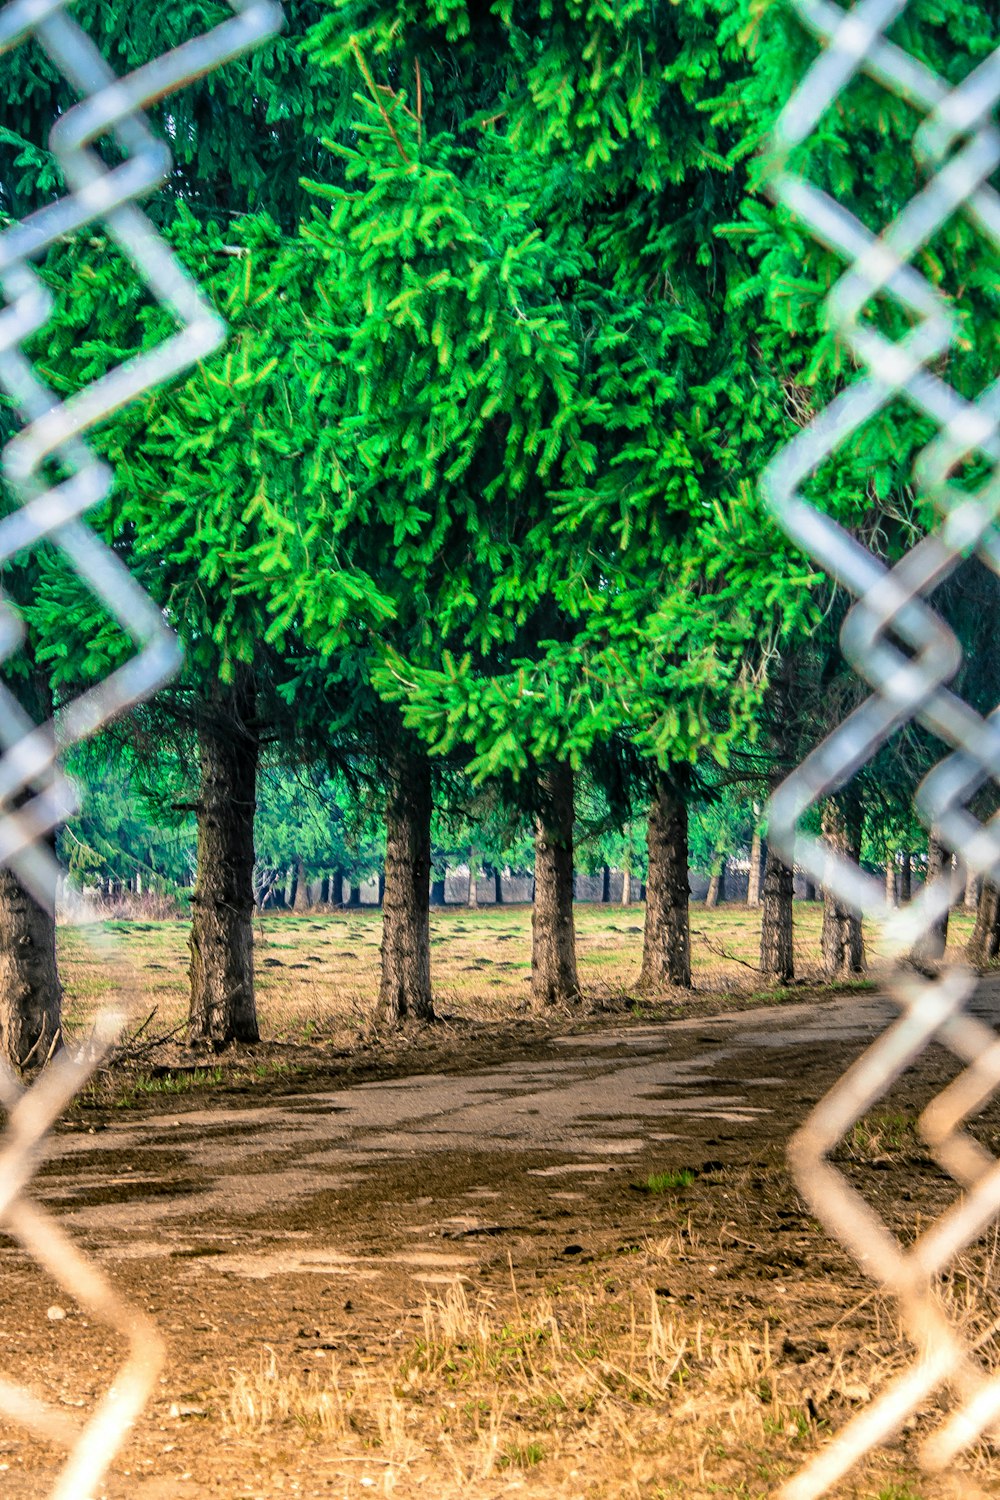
[3,984,1000,1498]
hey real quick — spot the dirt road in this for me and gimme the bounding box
[4,988,999,1499]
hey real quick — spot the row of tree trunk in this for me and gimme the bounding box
[262,861,642,912]
[256,866,368,911]
[4,673,999,1064]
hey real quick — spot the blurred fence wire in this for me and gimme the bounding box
[0,2,282,1495]
[0,0,997,1495]
[761,1,1000,1495]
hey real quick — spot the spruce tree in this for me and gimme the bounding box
[292,8,809,1003]
[0,2,339,228]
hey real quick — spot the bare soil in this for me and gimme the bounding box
[3,970,1000,1500]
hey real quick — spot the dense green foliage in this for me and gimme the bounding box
[3,0,996,947]
[0,2,339,226]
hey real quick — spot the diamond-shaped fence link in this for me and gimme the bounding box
[0,2,282,1494]
[760,2,1000,1495]
[0,0,997,1495]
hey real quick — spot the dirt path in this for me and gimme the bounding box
[4,988,1000,1499]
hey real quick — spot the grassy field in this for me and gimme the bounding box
[56,899,978,1047]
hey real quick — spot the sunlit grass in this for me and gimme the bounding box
[55,899,980,1045]
[219,1228,1000,1497]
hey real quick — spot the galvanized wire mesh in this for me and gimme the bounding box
[0,2,282,1494]
[761,2,1000,1494]
[0,0,996,1494]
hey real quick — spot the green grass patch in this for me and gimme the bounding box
[497,1440,544,1470]
[644,1168,696,1193]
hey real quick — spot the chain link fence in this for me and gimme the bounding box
[0,0,997,1496]
[0,3,282,1494]
[761,2,1000,1495]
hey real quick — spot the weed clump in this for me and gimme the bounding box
[644,1168,696,1193]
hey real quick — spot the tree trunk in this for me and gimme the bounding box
[899,851,912,903]
[964,866,980,911]
[885,857,896,907]
[468,848,480,908]
[378,741,433,1023]
[531,762,580,1007]
[759,847,794,982]
[347,881,361,909]
[430,876,446,906]
[292,856,309,912]
[601,864,611,903]
[255,866,280,911]
[912,834,950,962]
[801,876,816,901]
[320,872,331,905]
[377,871,385,907]
[820,800,865,978]
[492,865,504,904]
[639,771,691,989]
[747,830,765,908]
[621,868,631,906]
[285,861,297,910]
[188,670,259,1047]
[705,856,726,908]
[968,881,1000,970]
[0,858,62,1069]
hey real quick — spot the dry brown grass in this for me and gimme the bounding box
[219,1230,1000,1500]
[56,902,977,1049]
[222,1274,816,1497]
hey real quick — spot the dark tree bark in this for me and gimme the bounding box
[601,864,612,903]
[188,669,260,1047]
[705,856,726,908]
[747,830,765,908]
[968,881,1000,970]
[320,872,331,905]
[489,865,504,904]
[347,881,361,909]
[378,740,433,1023]
[377,871,385,907]
[759,847,794,982]
[899,851,912,903]
[0,856,61,1068]
[531,761,580,1007]
[801,877,816,902]
[639,771,691,989]
[331,866,345,907]
[430,877,446,906]
[820,799,864,978]
[912,834,951,962]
